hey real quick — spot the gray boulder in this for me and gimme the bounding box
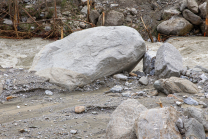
[187,0,199,13]
[106,99,147,139]
[184,118,206,139]
[134,107,182,139]
[154,77,199,95]
[184,107,208,131]
[97,10,124,26]
[184,97,199,105]
[157,16,193,36]
[139,76,149,85]
[143,50,156,75]
[89,10,100,24]
[199,2,207,19]
[29,26,146,90]
[155,43,183,78]
[183,9,203,25]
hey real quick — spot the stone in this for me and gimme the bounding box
[135,91,146,96]
[134,107,182,139]
[139,76,148,85]
[81,6,88,15]
[75,106,85,113]
[184,107,208,131]
[199,73,208,80]
[110,4,119,8]
[187,0,199,13]
[89,10,100,25]
[199,101,207,108]
[157,16,193,36]
[184,118,206,139]
[183,9,203,25]
[180,0,188,11]
[184,97,198,105]
[121,91,132,97]
[70,130,77,134]
[3,19,13,25]
[106,99,147,139]
[162,8,181,20]
[45,90,53,96]
[0,83,3,95]
[29,26,146,90]
[97,10,124,26]
[110,85,123,93]
[130,8,137,15]
[113,74,128,81]
[155,43,183,78]
[154,77,198,95]
[199,2,207,19]
[126,14,132,22]
[79,22,86,29]
[143,50,156,76]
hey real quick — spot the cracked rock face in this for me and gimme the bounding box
[30,26,146,91]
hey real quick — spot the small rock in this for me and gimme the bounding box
[200,73,208,80]
[130,8,137,15]
[70,130,77,134]
[113,74,128,81]
[139,76,148,85]
[110,85,123,93]
[199,101,207,108]
[121,91,132,97]
[136,91,146,96]
[17,106,20,109]
[45,90,53,96]
[79,22,86,29]
[184,97,198,105]
[92,111,98,115]
[75,106,85,113]
[176,101,183,106]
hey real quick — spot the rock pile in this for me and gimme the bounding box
[157,0,207,35]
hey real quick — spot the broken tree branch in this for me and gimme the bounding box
[140,16,154,43]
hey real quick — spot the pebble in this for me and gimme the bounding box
[110,85,123,93]
[45,90,53,96]
[17,106,20,109]
[176,101,183,106]
[113,74,128,81]
[75,106,85,113]
[92,111,98,115]
[70,130,77,134]
[184,97,198,106]
[139,76,149,85]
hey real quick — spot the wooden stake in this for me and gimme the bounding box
[61,26,63,39]
[156,99,163,108]
[102,12,105,26]
[87,0,90,22]
[140,16,154,43]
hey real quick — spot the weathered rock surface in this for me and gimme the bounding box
[184,118,206,139]
[97,10,124,26]
[187,0,199,13]
[184,107,208,131]
[154,77,198,95]
[143,51,156,75]
[184,97,199,105]
[139,76,149,85]
[183,9,203,25]
[155,43,183,78]
[199,2,207,19]
[134,107,182,139]
[157,16,193,36]
[30,26,146,90]
[106,99,147,139]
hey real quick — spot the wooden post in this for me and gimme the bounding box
[87,0,90,22]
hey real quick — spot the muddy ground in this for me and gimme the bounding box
[0,37,208,138]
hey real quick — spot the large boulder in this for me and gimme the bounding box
[157,16,193,36]
[97,10,124,26]
[134,107,182,139]
[154,77,199,95]
[155,43,183,78]
[106,99,147,139]
[29,26,146,90]
[162,8,181,20]
[183,9,203,25]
